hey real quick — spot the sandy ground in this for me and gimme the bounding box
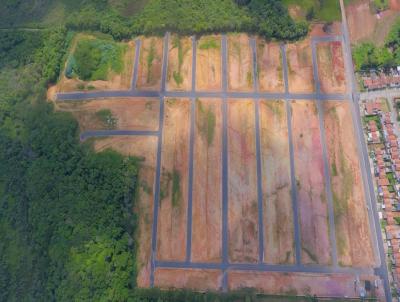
[157,98,190,261]
[256,40,284,93]
[317,42,346,94]
[58,35,135,92]
[346,0,400,45]
[227,100,259,263]
[227,34,253,92]
[259,100,295,265]
[191,99,222,262]
[323,101,375,268]
[154,268,223,291]
[137,37,163,91]
[287,39,315,93]
[166,35,192,91]
[92,136,157,288]
[196,35,222,91]
[227,271,384,299]
[291,101,331,265]
[55,98,160,132]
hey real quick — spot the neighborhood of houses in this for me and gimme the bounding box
[361,68,400,91]
[363,98,400,295]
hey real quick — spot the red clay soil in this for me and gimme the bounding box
[227,100,259,263]
[157,98,190,261]
[317,42,346,94]
[56,98,160,132]
[259,100,295,265]
[291,101,331,265]
[227,271,384,299]
[391,0,400,10]
[154,268,223,291]
[136,37,163,91]
[287,39,315,93]
[191,99,223,263]
[166,35,193,91]
[256,40,284,93]
[227,33,253,92]
[92,136,158,288]
[323,101,376,268]
[196,35,222,91]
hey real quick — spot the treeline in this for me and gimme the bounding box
[64,0,307,41]
[353,17,400,71]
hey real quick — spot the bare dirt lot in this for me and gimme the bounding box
[92,136,157,288]
[317,42,346,94]
[291,101,331,265]
[56,98,160,132]
[137,37,163,90]
[191,99,222,263]
[57,34,135,93]
[259,100,295,265]
[227,34,253,92]
[323,101,375,267]
[287,39,315,93]
[227,271,384,299]
[256,40,284,93]
[167,35,193,91]
[196,35,222,91]
[346,0,400,45]
[227,99,259,263]
[154,268,223,291]
[157,98,190,261]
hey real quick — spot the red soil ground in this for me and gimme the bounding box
[323,101,376,267]
[157,98,190,261]
[137,37,163,90]
[92,136,158,288]
[191,99,223,262]
[154,268,223,291]
[196,35,222,91]
[317,42,346,94]
[227,271,384,299]
[56,98,160,132]
[256,40,284,93]
[287,39,315,93]
[259,100,295,264]
[291,101,331,265]
[227,100,259,263]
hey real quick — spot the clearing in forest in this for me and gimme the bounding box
[167,35,193,91]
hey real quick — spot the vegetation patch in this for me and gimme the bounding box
[197,101,216,145]
[146,39,157,83]
[171,169,182,208]
[282,0,341,22]
[95,109,117,130]
[65,37,126,81]
[171,36,190,86]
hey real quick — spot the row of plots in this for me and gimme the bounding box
[135,34,346,94]
[155,98,375,269]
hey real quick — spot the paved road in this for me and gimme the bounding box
[131,38,141,90]
[339,0,391,301]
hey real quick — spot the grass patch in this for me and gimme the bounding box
[197,100,216,145]
[95,109,117,129]
[146,39,157,84]
[171,35,190,86]
[282,0,341,22]
[65,37,126,81]
[171,169,181,208]
[199,37,219,50]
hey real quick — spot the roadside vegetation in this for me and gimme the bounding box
[282,0,341,22]
[353,17,400,71]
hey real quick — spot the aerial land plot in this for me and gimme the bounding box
[137,37,163,90]
[259,100,295,264]
[227,271,384,299]
[154,268,223,291]
[316,42,346,94]
[227,100,259,263]
[323,101,375,267]
[191,99,223,262]
[56,98,159,132]
[157,98,190,261]
[58,34,135,92]
[92,136,157,288]
[291,101,331,265]
[166,35,192,91]
[227,34,253,92]
[256,40,284,93]
[287,39,315,93]
[196,35,222,91]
